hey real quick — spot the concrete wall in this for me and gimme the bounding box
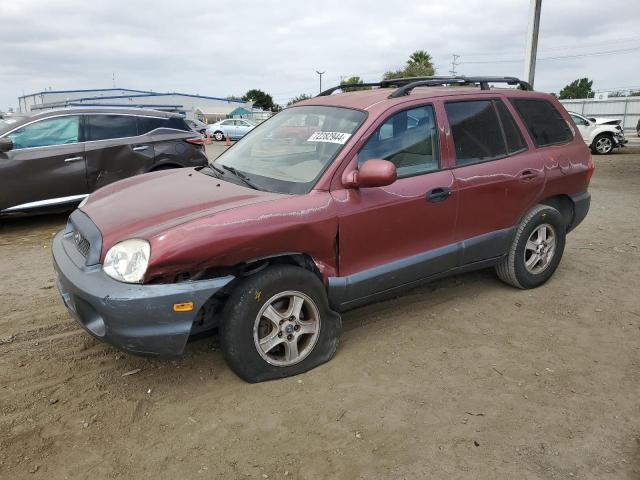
[560,97,640,131]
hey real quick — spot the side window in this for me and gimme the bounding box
[7,116,79,149]
[445,100,507,165]
[570,114,587,126]
[222,120,234,126]
[86,115,138,141]
[138,117,167,134]
[510,99,573,147]
[495,100,527,153]
[358,105,439,178]
[166,117,191,131]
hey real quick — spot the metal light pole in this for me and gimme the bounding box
[316,70,325,94]
[524,0,542,88]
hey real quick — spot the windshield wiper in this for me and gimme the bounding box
[198,164,224,179]
[219,165,261,190]
[210,163,225,176]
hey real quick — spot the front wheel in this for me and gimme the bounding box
[213,131,225,142]
[592,133,614,154]
[495,204,566,289]
[220,265,341,383]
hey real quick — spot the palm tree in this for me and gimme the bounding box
[408,50,433,68]
[383,50,435,80]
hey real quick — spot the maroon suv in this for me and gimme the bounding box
[52,76,594,383]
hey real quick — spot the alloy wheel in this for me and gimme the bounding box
[524,223,557,275]
[253,291,321,367]
[595,136,613,154]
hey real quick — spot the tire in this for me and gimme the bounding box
[220,265,342,383]
[213,131,225,142]
[591,133,614,154]
[495,204,566,289]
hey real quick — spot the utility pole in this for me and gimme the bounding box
[524,0,542,88]
[449,54,460,76]
[112,72,116,88]
[316,70,325,94]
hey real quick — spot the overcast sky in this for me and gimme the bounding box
[1,0,639,111]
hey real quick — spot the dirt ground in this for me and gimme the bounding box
[1,148,639,480]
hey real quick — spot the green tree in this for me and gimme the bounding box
[383,50,435,80]
[287,93,312,106]
[340,76,370,92]
[559,78,594,99]
[243,89,277,111]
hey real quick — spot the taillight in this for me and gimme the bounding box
[185,137,205,145]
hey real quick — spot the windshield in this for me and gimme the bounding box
[212,105,366,194]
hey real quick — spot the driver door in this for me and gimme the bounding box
[332,103,458,308]
[0,115,87,212]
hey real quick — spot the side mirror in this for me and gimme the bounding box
[343,159,397,189]
[0,138,13,152]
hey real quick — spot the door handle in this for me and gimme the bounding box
[64,156,83,163]
[132,145,149,152]
[426,187,452,202]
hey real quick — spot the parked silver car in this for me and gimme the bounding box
[206,119,256,141]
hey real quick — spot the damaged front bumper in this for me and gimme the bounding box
[52,230,234,356]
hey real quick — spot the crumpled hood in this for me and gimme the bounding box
[590,117,621,126]
[81,168,284,255]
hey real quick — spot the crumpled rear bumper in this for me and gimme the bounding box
[52,230,234,356]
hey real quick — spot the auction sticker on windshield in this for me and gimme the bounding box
[307,131,352,144]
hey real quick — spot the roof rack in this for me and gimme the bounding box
[317,76,532,98]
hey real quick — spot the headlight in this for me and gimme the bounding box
[103,239,151,283]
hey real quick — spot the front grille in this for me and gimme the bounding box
[73,230,91,258]
[66,209,102,266]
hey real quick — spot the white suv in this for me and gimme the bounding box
[569,112,626,154]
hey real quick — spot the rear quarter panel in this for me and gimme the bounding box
[151,129,207,168]
[536,97,594,200]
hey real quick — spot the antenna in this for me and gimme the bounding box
[112,72,116,88]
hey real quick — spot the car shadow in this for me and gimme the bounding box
[1,211,69,234]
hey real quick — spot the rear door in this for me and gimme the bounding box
[333,103,458,306]
[84,114,155,191]
[444,98,544,264]
[235,120,253,137]
[0,115,86,212]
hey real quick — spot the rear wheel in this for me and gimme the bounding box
[592,133,613,154]
[220,265,341,383]
[213,131,225,142]
[495,204,566,289]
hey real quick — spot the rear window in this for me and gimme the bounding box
[167,117,191,131]
[510,99,573,147]
[86,115,138,141]
[445,100,507,165]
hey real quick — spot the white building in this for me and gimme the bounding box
[18,88,260,122]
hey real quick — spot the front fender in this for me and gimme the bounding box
[588,125,617,144]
